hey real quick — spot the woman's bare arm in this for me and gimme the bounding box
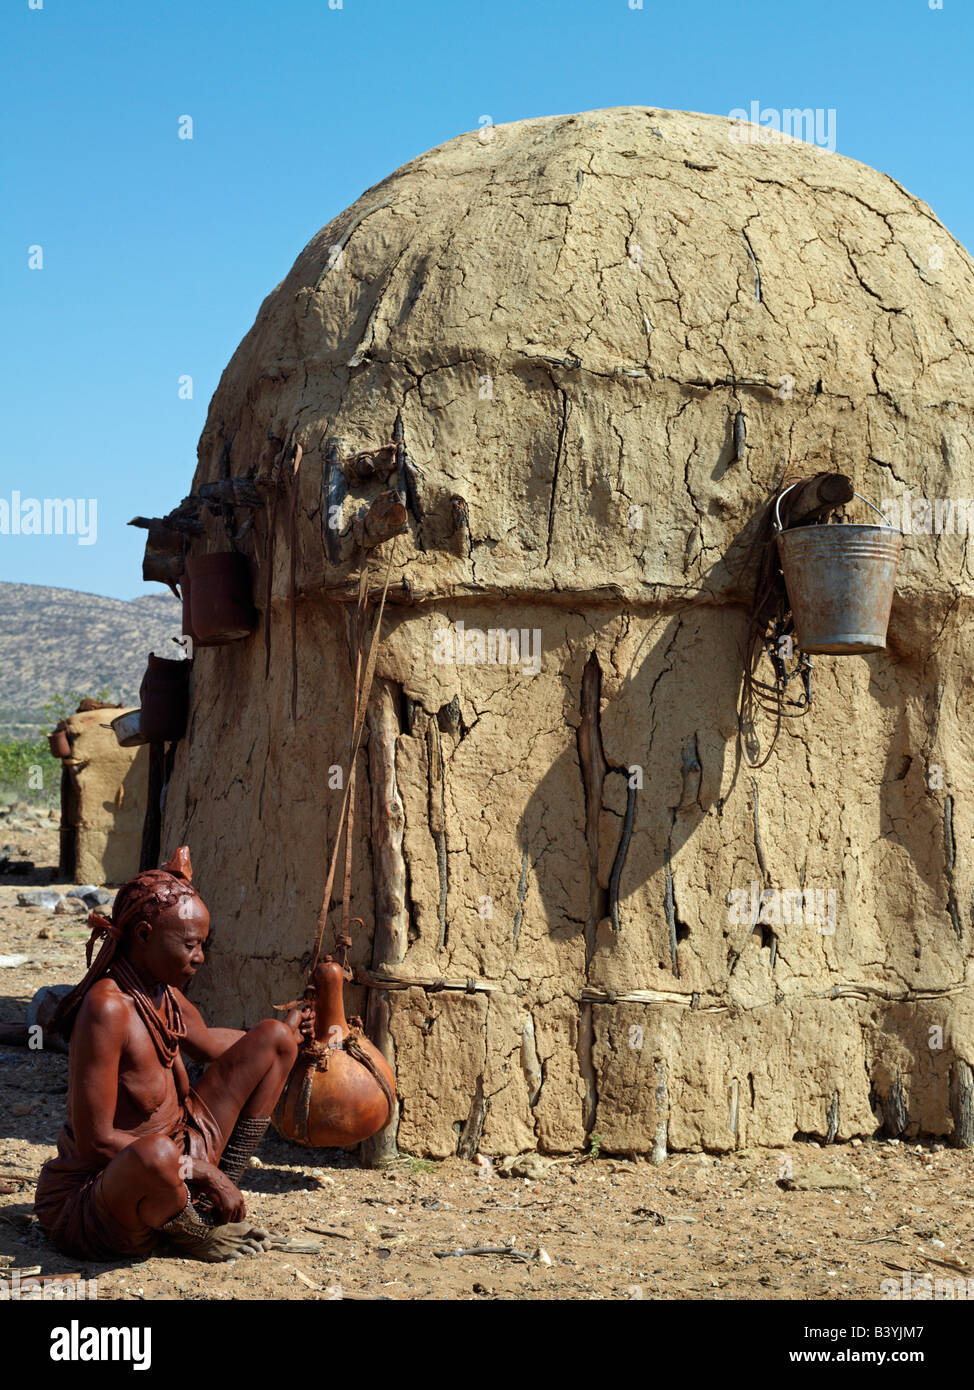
[69,987,136,1163]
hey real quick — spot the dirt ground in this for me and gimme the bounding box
[2,814,974,1302]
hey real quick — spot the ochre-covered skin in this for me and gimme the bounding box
[34,849,312,1261]
[165,108,974,1156]
[274,959,396,1149]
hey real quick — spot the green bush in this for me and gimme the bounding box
[0,736,58,807]
[0,689,116,808]
[42,686,114,724]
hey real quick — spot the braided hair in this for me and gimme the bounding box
[52,846,200,1040]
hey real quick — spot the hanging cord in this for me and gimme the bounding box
[737,475,828,768]
[338,573,369,971]
[304,536,401,986]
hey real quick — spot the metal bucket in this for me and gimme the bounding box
[111,708,147,748]
[186,552,256,645]
[775,488,902,655]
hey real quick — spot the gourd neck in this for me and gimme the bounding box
[313,959,348,1040]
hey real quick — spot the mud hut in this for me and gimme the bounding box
[160,107,974,1158]
[59,706,148,885]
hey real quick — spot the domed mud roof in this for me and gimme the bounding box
[191,107,974,621]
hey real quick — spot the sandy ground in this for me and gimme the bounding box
[3,815,974,1302]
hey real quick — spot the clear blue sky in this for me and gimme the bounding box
[1,0,970,599]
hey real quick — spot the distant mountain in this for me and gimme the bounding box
[0,582,182,734]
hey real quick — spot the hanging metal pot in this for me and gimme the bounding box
[775,488,902,654]
[138,652,192,742]
[186,552,257,645]
[110,709,147,748]
[178,571,207,649]
[47,725,71,759]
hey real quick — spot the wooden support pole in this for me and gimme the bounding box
[359,678,409,1168]
[138,522,186,587]
[198,477,261,509]
[139,742,165,871]
[952,1059,974,1148]
[128,514,204,538]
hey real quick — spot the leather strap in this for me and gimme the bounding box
[344,1031,396,1126]
[306,539,399,978]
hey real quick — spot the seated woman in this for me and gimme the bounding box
[35,847,309,1263]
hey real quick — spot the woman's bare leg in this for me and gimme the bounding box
[96,1134,271,1261]
[193,1019,298,1148]
[98,1133,187,1230]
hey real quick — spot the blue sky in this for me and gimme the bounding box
[1,0,970,599]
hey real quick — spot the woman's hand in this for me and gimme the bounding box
[282,1003,315,1044]
[192,1166,247,1222]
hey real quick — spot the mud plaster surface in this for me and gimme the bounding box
[160,108,974,1156]
[63,708,147,887]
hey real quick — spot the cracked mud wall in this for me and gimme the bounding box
[64,708,148,886]
[161,107,974,1154]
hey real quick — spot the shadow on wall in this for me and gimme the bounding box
[516,602,748,975]
[871,592,969,942]
[512,559,959,982]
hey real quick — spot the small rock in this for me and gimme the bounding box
[498,1153,554,1180]
[37,926,54,940]
[780,1165,864,1192]
[17,890,63,911]
[69,886,112,908]
[54,897,87,916]
[0,954,31,968]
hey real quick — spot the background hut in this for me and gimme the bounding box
[60,706,148,885]
[160,107,974,1158]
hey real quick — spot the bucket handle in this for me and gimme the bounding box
[774,483,894,533]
